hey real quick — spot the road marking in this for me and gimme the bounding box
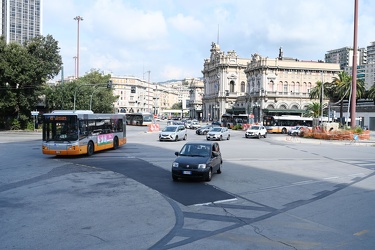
[194,198,238,206]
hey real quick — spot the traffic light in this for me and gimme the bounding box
[107,80,113,88]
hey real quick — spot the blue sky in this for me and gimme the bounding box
[43,0,375,83]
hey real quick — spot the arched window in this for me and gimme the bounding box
[268,80,274,92]
[307,82,312,93]
[283,82,288,93]
[290,81,295,93]
[278,81,283,92]
[291,105,299,109]
[296,82,300,93]
[241,81,245,92]
[230,80,235,93]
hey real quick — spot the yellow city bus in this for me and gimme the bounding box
[42,110,126,156]
[125,112,153,126]
[221,114,254,128]
[263,115,313,134]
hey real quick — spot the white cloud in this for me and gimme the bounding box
[43,0,375,82]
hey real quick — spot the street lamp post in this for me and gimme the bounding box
[247,87,264,124]
[74,16,83,78]
[73,56,77,79]
[89,86,106,110]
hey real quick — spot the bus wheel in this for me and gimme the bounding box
[87,141,94,156]
[282,128,287,134]
[113,136,119,150]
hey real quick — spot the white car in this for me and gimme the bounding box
[206,127,230,141]
[288,126,308,136]
[245,125,267,139]
[159,125,187,141]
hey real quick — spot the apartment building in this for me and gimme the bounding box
[325,46,366,70]
[111,75,178,116]
[325,44,375,89]
[1,0,42,44]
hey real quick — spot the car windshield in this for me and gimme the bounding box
[179,144,210,157]
[251,126,259,130]
[210,127,222,132]
[163,126,177,132]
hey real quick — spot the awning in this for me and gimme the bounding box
[226,107,246,114]
[263,109,307,115]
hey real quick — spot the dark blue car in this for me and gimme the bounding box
[171,142,222,181]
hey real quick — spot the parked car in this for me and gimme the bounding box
[196,124,220,135]
[171,142,223,181]
[211,121,221,126]
[245,125,267,139]
[190,121,201,129]
[167,120,184,126]
[288,126,308,136]
[159,125,187,141]
[206,127,230,141]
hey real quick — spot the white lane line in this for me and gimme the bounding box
[194,198,238,206]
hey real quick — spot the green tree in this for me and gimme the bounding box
[43,69,118,113]
[306,102,323,118]
[330,71,366,124]
[368,84,375,102]
[309,80,330,117]
[0,35,62,129]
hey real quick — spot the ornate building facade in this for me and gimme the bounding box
[202,42,249,121]
[202,44,341,123]
[186,78,204,120]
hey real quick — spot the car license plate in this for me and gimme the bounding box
[183,171,192,175]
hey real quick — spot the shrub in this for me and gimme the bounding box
[232,124,242,130]
[10,119,21,130]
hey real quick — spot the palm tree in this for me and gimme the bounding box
[330,71,365,124]
[309,80,330,117]
[367,83,375,103]
[306,102,322,118]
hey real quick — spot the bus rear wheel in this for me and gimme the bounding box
[87,141,94,156]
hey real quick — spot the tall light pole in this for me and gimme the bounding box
[73,56,77,79]
[74,16,83,78]
[350,0,358,128]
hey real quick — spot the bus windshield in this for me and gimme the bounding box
[43,115,78,142]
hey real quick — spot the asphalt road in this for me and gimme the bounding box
[1,125,375,250]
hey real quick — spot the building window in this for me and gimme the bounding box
[230,80,235,93]
[241,81,245,92]
[283,82,288,93]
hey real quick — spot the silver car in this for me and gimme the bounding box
[206,127,230,141]
[159,125,187,141]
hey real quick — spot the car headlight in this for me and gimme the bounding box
[172,162,179,168]
[198,164,206,169]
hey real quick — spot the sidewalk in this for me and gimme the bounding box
[281,130,375,146]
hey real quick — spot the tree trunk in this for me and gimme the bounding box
[339,100,344,125]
